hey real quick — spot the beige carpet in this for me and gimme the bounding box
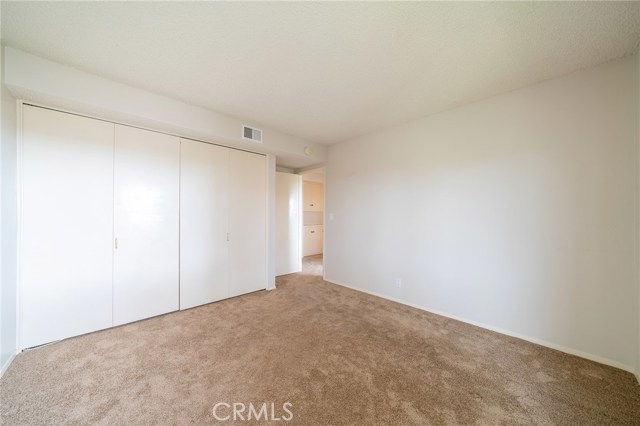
[1,255,639,425]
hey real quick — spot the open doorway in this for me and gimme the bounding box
[300,167,325,277]
[275,166,325,281]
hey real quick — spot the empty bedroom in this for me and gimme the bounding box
[1,1,640,425]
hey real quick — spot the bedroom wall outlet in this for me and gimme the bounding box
[394,278,402,288]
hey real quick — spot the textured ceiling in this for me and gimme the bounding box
[2,2,639,145]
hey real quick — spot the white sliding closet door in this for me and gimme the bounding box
[179,139,229,309]
[113,125,180,325]
[21,105,114,348]
[228,149,267,297]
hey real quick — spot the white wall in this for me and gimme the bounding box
[636,51,640,381]
[1,45,18,375]
[3,47,327,170]
[325,56,638,371]
[1,39,3,373]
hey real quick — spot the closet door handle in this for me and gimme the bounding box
[114,238,118,249]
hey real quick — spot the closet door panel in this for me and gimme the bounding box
[21,106,114,348]
[228,150,267,297]
[180,139,229,309]
[113,125,180,326]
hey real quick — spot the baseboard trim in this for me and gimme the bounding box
[325,277,635,374]
[0,351,17,379]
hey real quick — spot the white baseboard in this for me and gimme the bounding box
[325,277,635,374]
[0,351,17,379]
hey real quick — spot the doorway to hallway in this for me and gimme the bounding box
[301,167,325,274]
[275,166,325,281]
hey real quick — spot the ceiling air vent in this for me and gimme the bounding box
[242,125,262,143]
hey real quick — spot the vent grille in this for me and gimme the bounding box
[242,125,262,143]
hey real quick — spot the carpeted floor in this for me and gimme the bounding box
[1,254,639,425]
